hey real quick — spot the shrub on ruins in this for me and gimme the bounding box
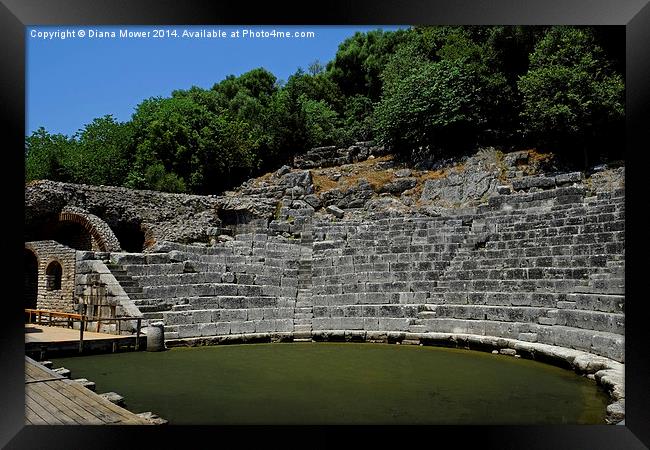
[517,26,625,166]
[141,162,187,193]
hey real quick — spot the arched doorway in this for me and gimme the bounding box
[24,249,38,310]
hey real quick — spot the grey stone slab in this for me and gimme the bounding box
[192,310,212,324]
[230,321,256,334]
[177,324,200,338]
[342,317,364,330]
[199,322,217,336]
[214,322,231,335]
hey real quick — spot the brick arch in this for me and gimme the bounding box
[58,207,122,252]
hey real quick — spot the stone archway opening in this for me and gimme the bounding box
[112,222,146,252]
[45,261,63,291]
[24,249,38,310]
[55,221,93,251]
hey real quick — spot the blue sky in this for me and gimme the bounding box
[26,25,407,137]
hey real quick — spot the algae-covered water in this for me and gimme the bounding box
[52,343,609,425]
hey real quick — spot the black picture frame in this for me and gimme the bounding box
[1,1,648,448]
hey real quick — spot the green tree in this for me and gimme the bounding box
[262,69,344,165]
[342,94,375,142]
[300,96,342,148]
[65,115,134,186]
[374,58,487,160]
[327,29,408,101]
[517,26,625,165]
[25,127,76,182]
[127,93,257,194]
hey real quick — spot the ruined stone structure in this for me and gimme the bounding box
[24,240,142,333]
[59,206,122,252]
[25,241,77,312]
[24,147,625,422]
[293,141,389,169]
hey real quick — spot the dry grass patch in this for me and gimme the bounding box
[341,170,395,192]
[311,172,339,193]
[311,155,396,193]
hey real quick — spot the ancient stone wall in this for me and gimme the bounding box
[25,181,224,248]
[25,241,77,313]
[23,149,626,423]
[310,217,469,334]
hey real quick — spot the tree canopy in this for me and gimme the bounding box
[26,26,625,193]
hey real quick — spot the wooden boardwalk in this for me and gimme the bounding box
[25,324,134,344]
[25,357,152,425]
[25,324,143,359]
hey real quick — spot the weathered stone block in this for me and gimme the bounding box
[163,311,192,326]
[342,317,364,330]
[199,322,217,336]
[230,321,256,334]
[518,332,538,342]
[212,322,230,335]
[276,319,294,332]
[177,324,200,338]
[219,309,247,321]
[378,318,411,331]
[247,309,264,320]
[192,310,212,324]
[326,205,345,218]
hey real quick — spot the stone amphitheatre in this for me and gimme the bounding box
[24,143,625,423]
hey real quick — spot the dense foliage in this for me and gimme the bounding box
[26,26,624,193]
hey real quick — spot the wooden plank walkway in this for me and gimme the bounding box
[25,324,133,344]
[25,357,152,425]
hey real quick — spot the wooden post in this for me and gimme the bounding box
[135,319,142,351]
[79,318,85,353]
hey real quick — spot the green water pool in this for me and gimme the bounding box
[52,343,609,425]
